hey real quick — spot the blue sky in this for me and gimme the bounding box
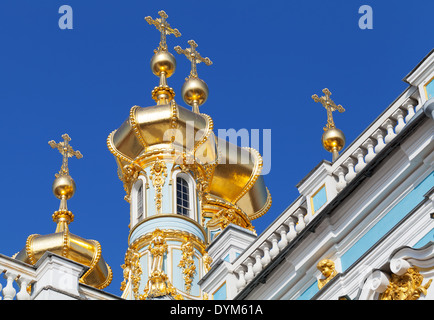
[0,0,433,296]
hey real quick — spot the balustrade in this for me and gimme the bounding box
[233,96,421,294]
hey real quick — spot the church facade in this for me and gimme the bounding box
[0,11,432,301]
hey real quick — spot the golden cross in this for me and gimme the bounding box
[312,88,345,131]
[145,10,181,52]
[174,40,212,79]
[48,134,83,177]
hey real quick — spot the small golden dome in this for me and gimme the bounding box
[322,127,346,153]
[181,77,209,108]
[14,230,113,290]
[52,174,76,200]
[150,50,177,78]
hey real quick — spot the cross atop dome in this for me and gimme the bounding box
[48,133,83,177]
[175,40,212,80]
[312,88,346,162]
[312,88,345,132]
[145,10,181,53]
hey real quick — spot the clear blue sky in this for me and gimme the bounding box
[0,0,433,296]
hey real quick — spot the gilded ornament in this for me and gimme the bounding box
[312,88,346,161]
[145,10,181,53]
[120,162,143,202]
[178,237,196,293]
[121,247,142,299]
[174,40,212,80]
[317,259,338,289]
[202,252,213,273]
[312,88,345,131]
[174,40,212,113]
[145,10,180,105]
[140,229,183,300]
[379,267,432,300]
[48,133,83,177]
[149,158,168,213]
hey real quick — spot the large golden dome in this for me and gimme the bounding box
[107,102,272,222]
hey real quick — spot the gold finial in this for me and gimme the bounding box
[174,40,212,113]
[48,134,82,228]
[312,89,346,162]
[48,133,83,177]
[145,10,181,53]
[145,11,181,105]
[312,88,345,131]
[174,40,212,80]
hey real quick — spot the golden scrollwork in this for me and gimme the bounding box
[379,267,432,300]
[140,229,183,300]
[203,252,213,273]
[178,237,197,293]
[121,162,143,202]
[317,259,338,289]
[206,206,254,234]
[149,158,168,213]
[121,247,142,300]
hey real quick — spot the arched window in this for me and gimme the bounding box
[131,176,147,227]
[137,181,144,220]
[176,176,190,217]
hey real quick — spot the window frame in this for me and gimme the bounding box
[172,170,197,221]
[131,175,147,226]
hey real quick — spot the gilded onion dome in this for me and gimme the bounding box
[14,134,113,290]
[107,100,272,232]
[108,11,271,237]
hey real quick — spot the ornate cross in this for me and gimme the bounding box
[312,88,345,131]
[174,40,212,79]
[49,133,83,177]
[145,10,181,52]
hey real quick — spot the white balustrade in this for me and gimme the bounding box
[362,138,376,164]
[2,272,17,300]
[235,266,247,291]
[16,276,31,300]
[244,258,255,283]
[404,99,417,123]
[286,217,297,242]
[269,236,280,259]
[372,128,386,154]
[277,226,288,250]
[232,95,421,294]
[252,250,263,276]
[382,119,397,144]
[343,158,357,183]
[353,148,367,173]
[260,242,271,267]
[392,109,406,134]
[334,167,346,192]
[295,208,306,233]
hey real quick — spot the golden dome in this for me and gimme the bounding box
[14,227,113,290]
[107,102,271,222]
[14,134,113,290]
